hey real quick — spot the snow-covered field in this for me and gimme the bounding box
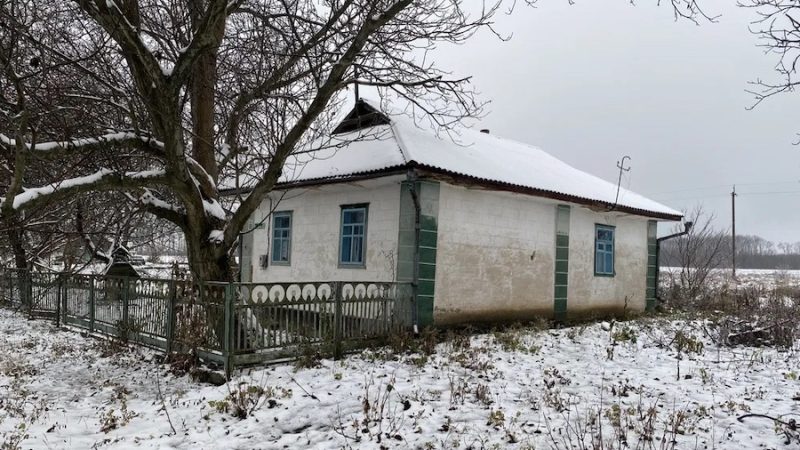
[662,267,800,289]
[2,305,800,449]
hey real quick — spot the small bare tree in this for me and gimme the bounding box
[660,206,729,303]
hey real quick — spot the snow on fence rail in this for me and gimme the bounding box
[0,269,414,376]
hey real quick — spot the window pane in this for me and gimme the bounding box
[341,236,352,262]
[605,252,613,273]
[344,209,364,225]
[353,236,363,263]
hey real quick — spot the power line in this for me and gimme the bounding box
[738,190,800,196]
[647,180,800,197]
[653,190,800,202]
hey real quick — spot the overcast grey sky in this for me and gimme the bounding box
[430,1,800,243]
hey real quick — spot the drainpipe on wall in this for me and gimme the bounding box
[655,221,693,303]
[406,168,421,334]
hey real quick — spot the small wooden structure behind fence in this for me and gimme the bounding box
[0,269,414,376]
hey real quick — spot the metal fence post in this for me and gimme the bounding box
[122,278,130,340]
[55,274,62,327]
[25,271,32,317]
[223,283,234,379]
[89,277,95,333]
[333,282,343,360]
[165,280,176,355]
[61,274,68,326]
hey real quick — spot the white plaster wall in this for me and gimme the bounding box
[567,208,649,315]
[248,177,403,283]
[434,182,651,324]
[434,183,557,324]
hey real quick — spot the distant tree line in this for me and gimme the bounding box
[660,230,800,270]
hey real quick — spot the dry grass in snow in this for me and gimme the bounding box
[1,306,800,449]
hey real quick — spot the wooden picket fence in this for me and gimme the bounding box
[0,268,414,376]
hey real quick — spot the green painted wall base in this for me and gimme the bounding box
[553,205,571,322]
[646,220,657,312]
[397,180,440,327]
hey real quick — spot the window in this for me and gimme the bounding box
[271,212,292,265]
[339,205,368,266]
[595,225,615,276]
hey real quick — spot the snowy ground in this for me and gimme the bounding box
[662,267,800,290]
[2,307,800,449]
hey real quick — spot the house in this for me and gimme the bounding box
[235,99,682,326]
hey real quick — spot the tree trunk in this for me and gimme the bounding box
[188,1,226,182]
[4,216,28,269]
[183,230,239,356]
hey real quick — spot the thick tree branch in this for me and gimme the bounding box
[223,0,413,249]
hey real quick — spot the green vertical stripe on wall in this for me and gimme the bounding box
[397,180,440,327]
[646,220,658,312]
[554,205,571,322]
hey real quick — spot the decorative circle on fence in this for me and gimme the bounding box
[285,284,302,301]
[251,285,268,303]
[366,283,381,299]
[268,285,286,302]
[317,283,332,300]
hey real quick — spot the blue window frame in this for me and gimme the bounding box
[339,205,368,267]
[595,225,615,276]
[271,212,292,265]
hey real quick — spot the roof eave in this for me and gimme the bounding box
[220,162,682,221]
[410,163,682,221]
[218,166,409,197]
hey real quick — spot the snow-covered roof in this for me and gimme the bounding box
[278,100,682,220]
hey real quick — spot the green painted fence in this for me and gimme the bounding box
[0,269,414,376]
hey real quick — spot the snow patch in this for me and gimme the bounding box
[208,229,224,243]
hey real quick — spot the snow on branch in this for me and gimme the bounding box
[8,167,168,210]
[138,188,182,213]
[0,132,164,153]
[203,198,227,220]
[12,169,113,209]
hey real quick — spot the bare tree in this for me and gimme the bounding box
[660,206,730,302]
[0,0,508,281]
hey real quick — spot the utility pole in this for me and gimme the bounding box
[731,185,737,279]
